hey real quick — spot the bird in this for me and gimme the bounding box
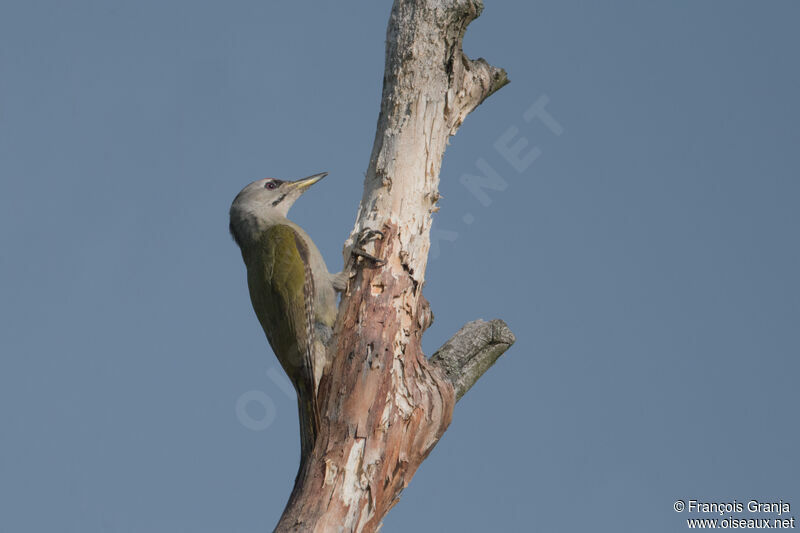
[229,172,345,460]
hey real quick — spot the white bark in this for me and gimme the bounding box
[345,0,508,284]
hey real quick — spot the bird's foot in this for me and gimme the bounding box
[352,248,385,266]
[357,229,384,247]
[352,228,385,267]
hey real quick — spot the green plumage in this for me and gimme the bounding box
[246,225,311,376]
[242,224,320,458]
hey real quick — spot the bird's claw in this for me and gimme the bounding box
[352,248,386,267]
[357,229,384,247]
[351,229,385,267]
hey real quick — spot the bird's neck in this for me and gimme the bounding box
[231,207,292,248]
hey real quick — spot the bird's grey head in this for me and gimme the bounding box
[229,172,327,247]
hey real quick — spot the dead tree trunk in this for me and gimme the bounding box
[275,1,511,530]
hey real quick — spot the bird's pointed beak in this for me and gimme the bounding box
[291,172,328,191]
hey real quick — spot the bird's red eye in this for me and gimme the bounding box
[265,181,277,190]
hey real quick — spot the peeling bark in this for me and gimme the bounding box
[274,1,512,531]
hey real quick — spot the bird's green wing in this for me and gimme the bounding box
[246,224,318,456]
[250,225,315,374]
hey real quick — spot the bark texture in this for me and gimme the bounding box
[430,319,516,401]
[275,1,511,531]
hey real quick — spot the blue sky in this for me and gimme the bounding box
[1,1,798,531]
